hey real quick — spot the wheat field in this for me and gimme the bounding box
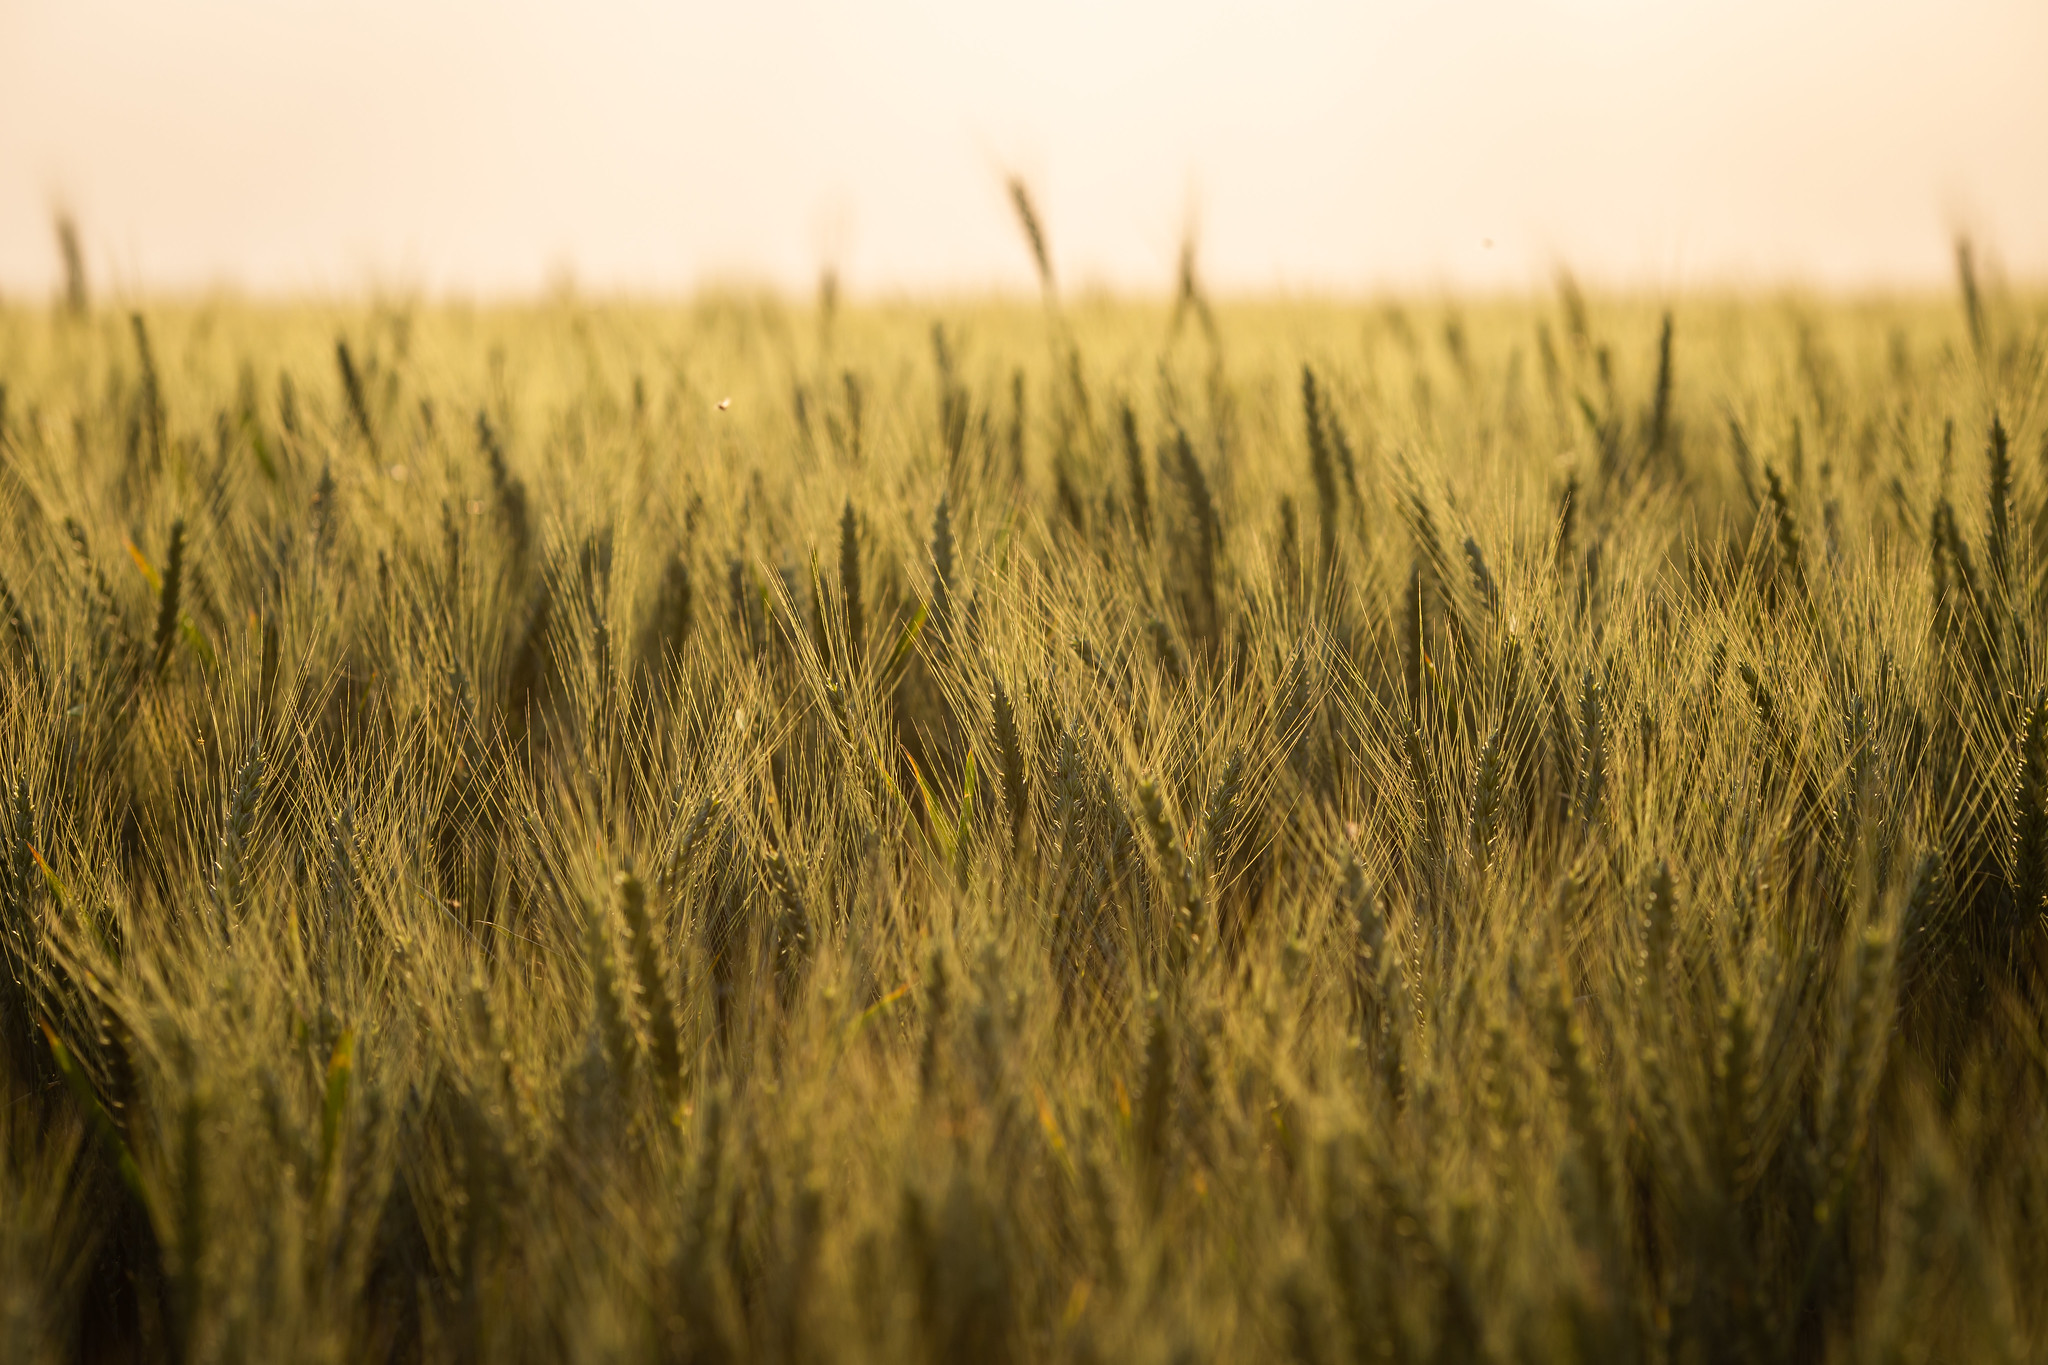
[1,261,2046,1362]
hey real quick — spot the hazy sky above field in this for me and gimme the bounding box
[2,0,2044,298]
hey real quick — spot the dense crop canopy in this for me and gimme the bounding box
[0,283,2044,1361]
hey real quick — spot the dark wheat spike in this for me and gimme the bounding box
[477,410,532,567]
[1054,465,1087,536]
[1006,369,1026,481]
[1402,721,1442,882]
[664,794,720,895]
[319,803,357,986]
[1,781,39,995]
[1956,237,1987,361]
[1987,413,2012,590]
[762,845,810,1007]
[335,338,377,456]
[639,555,694,681]
[1171,427,1221,652]
[1274,641,1314,767]
[152,520,186,679]
[1399,561,1425,720]
[56,212,88,315]
[1932,498,1990,633]
[1007,177,1054,293]
[1138,778,1204,965]
[1302,366,1339,565]
[1,822,49,1088]
[992,682,1027,853]
[584,896,637,1086]
[65,519,128,656]
[1169,231,1218,347]
[213,746,264,939]
[1135,994,1175,1215]
[1463,537,1500,616]
[1726,412,1761,510]
[1147,618,1187,688]
[1573,666,1605,828]
[1554,475,1578,572]
[1467,722,1505,867]
[618,870,684,1109]
[842,370,865,464]
[1546,976,1614,1223]
[1647,311,1674,464]
[1736,661,1776,730]
[1276,499,1302,603]
[929,495,954,639]
[1762,462,1804,591]
[1120,401,1152,546]
[0,571,38,681]
[1199,747,1245,882]
[277,372,300,437]
[1326,404,1360,504]
[838,500,864,664]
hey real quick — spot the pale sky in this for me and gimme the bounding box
[2,0,2043,298]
